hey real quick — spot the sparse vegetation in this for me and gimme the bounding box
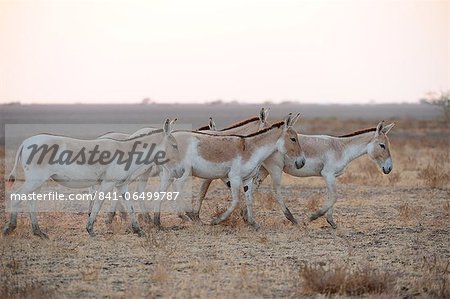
[300,263,393,295]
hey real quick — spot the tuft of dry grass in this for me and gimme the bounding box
[151,264,169,284]
[418,164,450,189]
[299,263,394,296]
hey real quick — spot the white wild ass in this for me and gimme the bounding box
[255,121,395,228]
[166,114,304,228]
[3,119,184,237]
[93,125,160,224]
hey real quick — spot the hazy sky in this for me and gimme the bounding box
[0,0,448,104]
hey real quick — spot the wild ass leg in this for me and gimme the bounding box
[267,165,298,225]
[86,181,115,237]
[3,179,45,236]
[243,178,259,229]
[187,179,212,221]
[136,175,152,224]
[254,166,270,190]
[310,174,338,229]
[116,185,145,237]
[211,178,240,225]
[153,173,173,227]
[105,190,120,225]
[28,187,48,238]
[171,176,191,222]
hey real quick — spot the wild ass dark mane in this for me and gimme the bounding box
[196,116,260,131]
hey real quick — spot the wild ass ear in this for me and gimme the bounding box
[375,121,385,136]
[381,123,395,135]
[283,113,293,130]
[259,107,270,124]
[170,118,178,125]
[208,117,217,131]
[290,113,301,127]
[163,118,171,135]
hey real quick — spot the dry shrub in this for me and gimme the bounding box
[418,164,450,189]
[408,255,450,298]
[300,263,393,296]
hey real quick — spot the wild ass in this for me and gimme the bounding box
[94,125,161,224]
[3,119,184,237]
[191,109,306,224]
[254,121,395,228]
[167,114,304,228]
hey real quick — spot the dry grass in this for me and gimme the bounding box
[300,263,393,296]
[0,246,55,299]
[408,255,450,298]
[418,164,450,189]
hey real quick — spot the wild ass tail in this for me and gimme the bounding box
[6,144,24,188]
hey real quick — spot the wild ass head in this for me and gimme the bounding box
[258,107,270,129]
[367,121,395,174]
[202,107,271,132]
[278,113,306,169]
[161,118,185,178]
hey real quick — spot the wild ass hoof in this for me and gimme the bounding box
[284,209,298,225]
[248,222,260,230]
[177,213,190,222]
[105,212,115,225]
[185,211,197,221]
[309,212,320,221]
[120,212,128,221]
[32,226,49,239]
[141,213,152,224]
[86,225,96,237]
[132,226,146,237]
[3,224,16,236]
[240,208,248,223]
[153,213,161,227]
[210,217,222,225]
[326,218,337,229]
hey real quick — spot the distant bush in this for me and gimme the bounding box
[421,91,450,123]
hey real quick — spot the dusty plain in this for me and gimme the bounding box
[0,103,449,298]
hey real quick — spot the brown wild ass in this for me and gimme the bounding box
[165,113,304,228]
[191,109,306,224]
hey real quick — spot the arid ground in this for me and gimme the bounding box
[0,105,449,298]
